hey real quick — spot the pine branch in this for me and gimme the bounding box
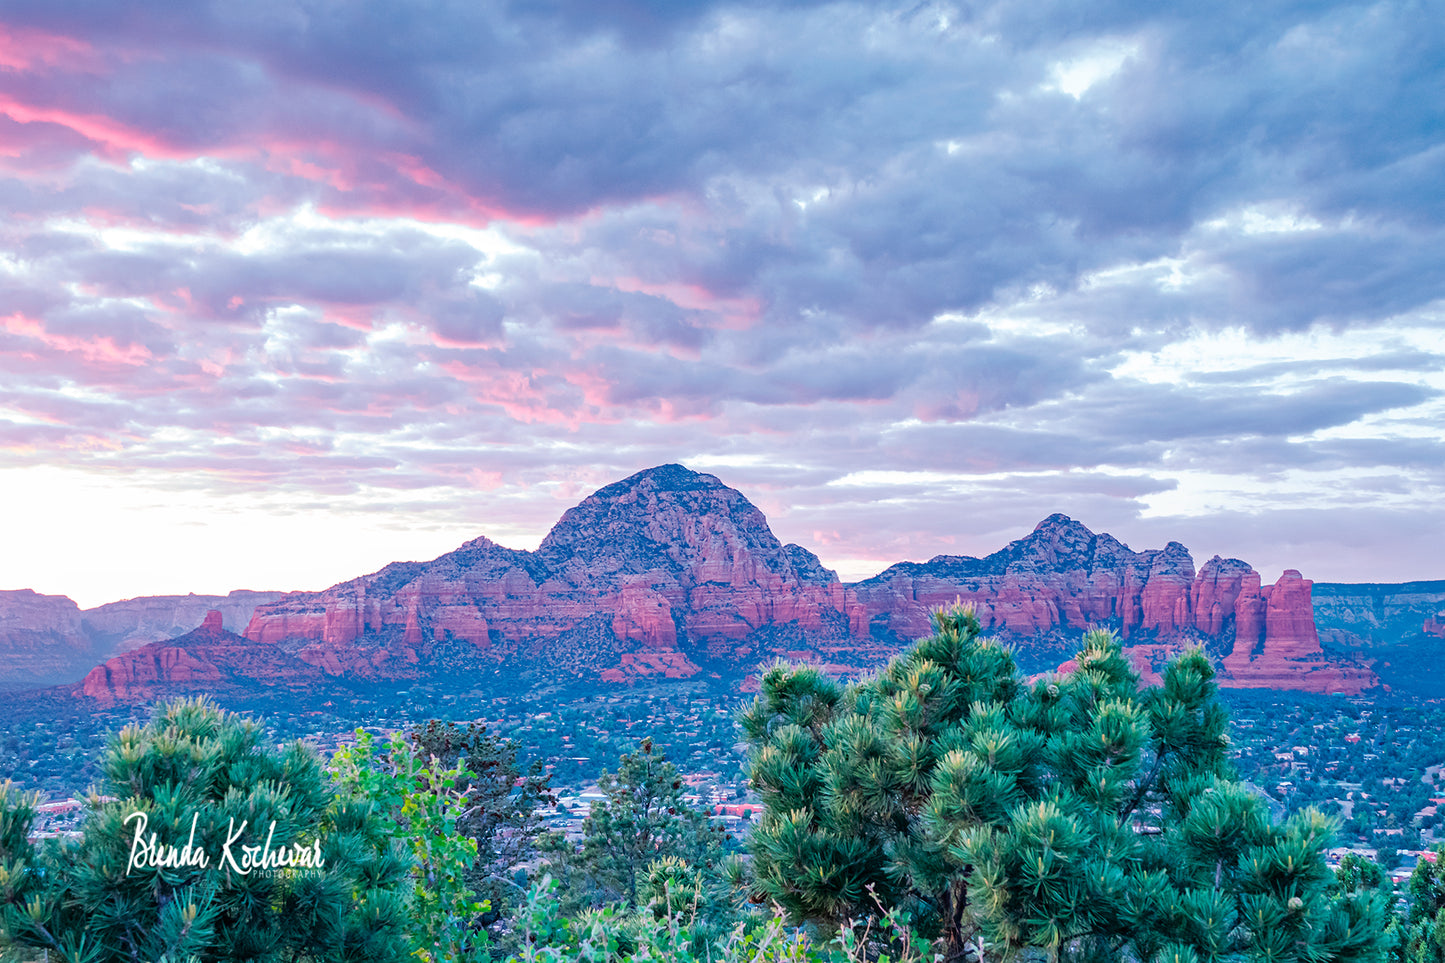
[1118,748,1168,828]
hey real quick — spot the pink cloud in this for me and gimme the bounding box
[439,359,587,426]
[0,312,153,367]
[606,274,761,327]
[0,95,199,161]
[0,25,94,72]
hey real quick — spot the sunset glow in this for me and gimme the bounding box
[1,2,1441,607]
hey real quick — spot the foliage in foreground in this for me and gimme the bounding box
[409,719,555,933]
[503,874,934,963]
[330,727,490,963]
[0,697,413,963]
[539,736,740,952]
[740,605,1393,963]
[0,613,1415,963]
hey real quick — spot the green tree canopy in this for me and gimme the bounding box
[542,738,731,916]
[1398,848,1445,963]
[740,605,1391,963]
[0,697,412,963]
[408,719,553,930]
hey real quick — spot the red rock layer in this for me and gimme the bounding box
[838,520,1373,695]
[0,589,287,688]
[78,610,325,706]
[57,467,1376,699]
[1048,562,1372,695]
[244,466,855,680]
[1216,570,1372,694]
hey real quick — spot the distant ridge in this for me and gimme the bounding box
[0,589,283,687]
[4,464,1364,704]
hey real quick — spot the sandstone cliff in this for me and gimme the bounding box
[1311,580,1445,696]
[82,590,287,656]
[854,516,1374,695]
[78,610,325,706]
[41,465,1380,702]
[244,465,872,684]
[238,470,1372,695]
[1313,580,1445,651]
[0,590,98,686]
[850,515,1199,643]
[0,588,285,688]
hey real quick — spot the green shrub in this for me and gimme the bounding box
[0,697,412,963]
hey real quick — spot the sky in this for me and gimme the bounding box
[1,0,1442,609]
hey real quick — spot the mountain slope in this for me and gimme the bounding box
[0,590,285,688]
[79,610,326,707]
[240,465,861,684]
[6,464,1380,702]
[0,590,98,687]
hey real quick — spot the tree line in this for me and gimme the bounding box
[0,605,1431,962]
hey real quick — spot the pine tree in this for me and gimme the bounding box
[741,604,1391,963]
[542,738,731,915]
[0,697,413,963]
[408,719,554,930]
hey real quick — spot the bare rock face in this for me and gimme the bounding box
[1205,569,1371,694]
[1312,580,1445,650]
[1059,566,1373,695]
[0,589,97,685]
[81,590,286,657]
[856,518,1375,695]
[51,465,1376,701]
[1190,556,1254,636]
[0,589,287,688]
[78,610,325,706]
[244,465,864,681]
[850,516,1202,644]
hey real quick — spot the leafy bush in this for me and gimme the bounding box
[408,719,554,933]
[504,874,934,963]
[330,728,489,963]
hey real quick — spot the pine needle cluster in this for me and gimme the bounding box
[740,605,1391,963]
[1,697,413,963]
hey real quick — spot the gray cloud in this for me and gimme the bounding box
[1,0,1443,597]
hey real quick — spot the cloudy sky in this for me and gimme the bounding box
[1,0,1441,608]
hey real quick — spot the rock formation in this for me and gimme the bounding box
[29,465,1382,702]
[244,465,873,683]
[237,471,1373,695]
[0,589,98,686]
[0,589,285,688]
[1313,580,1445,651]
[849,516,1203,644]
[853,517,1373,695]
[78,609,325,706]
[1308,580,1445,695]
[81,590,286,657]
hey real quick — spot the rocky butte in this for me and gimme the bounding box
[68,465,1374,703]
[80,609,324,706]
[851,515,1374,694]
